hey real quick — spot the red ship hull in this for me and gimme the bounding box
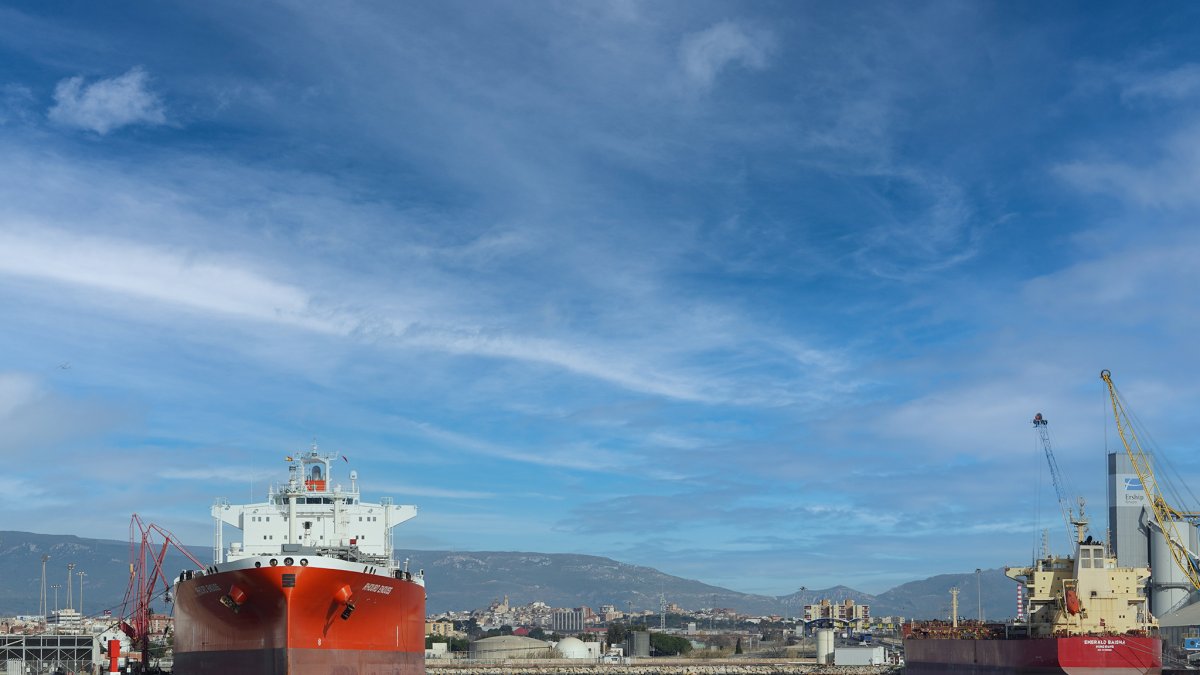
[173,564,425,675]
[904,635,1162,674]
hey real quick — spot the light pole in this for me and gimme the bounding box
[976,568,982,622]
[797,586,807,635]
[40,555,50,619]
[50,584,61,633]
[66,563,75,611]
[77,571,86,616]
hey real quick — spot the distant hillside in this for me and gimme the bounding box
[0,531,1020,619]
[776,585,876,611]
[0,531,195,619]
[871,568,1017,621]
[398,549,782,615]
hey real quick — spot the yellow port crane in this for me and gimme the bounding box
[1100,369,1200,591]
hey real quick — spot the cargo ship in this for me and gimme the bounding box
[904,508,1161,674]
[172,450,426,675]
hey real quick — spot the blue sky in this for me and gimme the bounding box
[4,1,1200,598]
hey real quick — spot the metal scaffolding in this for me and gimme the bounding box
[0,633,97,675]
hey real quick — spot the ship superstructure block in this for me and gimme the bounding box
[212,452,416,563]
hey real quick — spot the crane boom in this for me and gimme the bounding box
[1100,369,1200,591]
[1032,413,1076,548]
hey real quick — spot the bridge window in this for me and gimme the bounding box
[311,465,324,481]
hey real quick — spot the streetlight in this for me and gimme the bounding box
[40,555,50,618]
[50,584,61,633]
[66,563,75,611]
[794,587,809,636]
[975,569,982,622]
[77,571,86,616]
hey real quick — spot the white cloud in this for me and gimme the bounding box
[370,482,496,500]
[1122,63,1200,101]
[0,372,41,418]
[849,167,982,280]
[159,466,281,483]
[1055,123,1200,209]
[0,226,336,332]
[0,371,125,460]
[48,66,167,134]
[679,21,774,89]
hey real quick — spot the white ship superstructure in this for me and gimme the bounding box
[211,449,417,569]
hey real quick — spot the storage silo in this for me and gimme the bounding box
[1108,452,1150,570]
[816,629,835,665]
[1150,519,1199,613]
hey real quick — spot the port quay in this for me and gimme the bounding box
[427,661,897,675]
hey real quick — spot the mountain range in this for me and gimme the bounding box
[0,531,1019,620]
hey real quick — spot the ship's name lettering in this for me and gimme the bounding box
[195,584,221,595]
[362,583,393,595]
[1083,639,1125,646]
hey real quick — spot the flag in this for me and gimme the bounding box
[342,455,349,463]
[286,455,294,461]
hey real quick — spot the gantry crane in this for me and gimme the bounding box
[1032,412,1077,548]
[1100,369,1200,591]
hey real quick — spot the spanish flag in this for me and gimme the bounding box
[286,455,294,461]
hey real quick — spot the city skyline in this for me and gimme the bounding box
[3,2,1200,596]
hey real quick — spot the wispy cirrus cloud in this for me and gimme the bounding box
[679,21,775,90]
[0,226,332,331]
[1054,123,1200,209]
[1121,63,1200,102]
[48,66,166,134]
[159,466,282,486]
[0,220,850,407]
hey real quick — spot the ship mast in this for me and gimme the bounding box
[1072,498,1088,546]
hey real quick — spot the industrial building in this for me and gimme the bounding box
[554,636,600,659]
[834,644,888,666]
[1107,451,1199,615]
[467,635,555,660]
[0,633,97,675]
[623,631,650,658]
[1107,447,1200,668]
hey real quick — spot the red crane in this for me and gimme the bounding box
[118,514,205,673]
